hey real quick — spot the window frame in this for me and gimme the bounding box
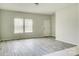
[14,18,24,34]
[25,19,33,33]
[14,18,33,34]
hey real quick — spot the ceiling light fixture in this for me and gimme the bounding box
[34,3,39,5]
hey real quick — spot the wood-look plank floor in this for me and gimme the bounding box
[0,37,76,56]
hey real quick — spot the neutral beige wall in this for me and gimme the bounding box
[0,10,1,39]
[56,4,78,45]
[43,19,51,36]
[78,4,79,45]
[51,14,55,36]
[0,10,51,40]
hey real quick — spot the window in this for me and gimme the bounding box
[25,19,32,32]
[14,18,33,33]
[14,18,23,33]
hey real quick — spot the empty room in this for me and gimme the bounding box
[0,3,79,56]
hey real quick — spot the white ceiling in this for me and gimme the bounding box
[0,3,76,15]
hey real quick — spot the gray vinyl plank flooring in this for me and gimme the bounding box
[0,37,76,56]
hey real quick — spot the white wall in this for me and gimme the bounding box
[0,10,51,40]
[56,4,78,45]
